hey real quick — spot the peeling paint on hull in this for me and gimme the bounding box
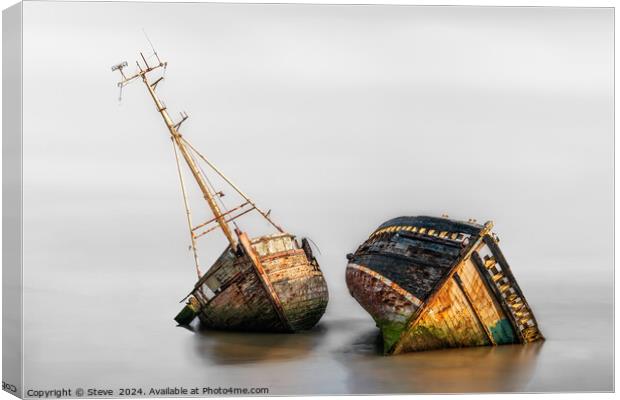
[190,232,328,332]
[346,216,543,355]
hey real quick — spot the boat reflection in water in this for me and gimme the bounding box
[185,316,543,393]
[189,322,327,365]
[337,319,543,393]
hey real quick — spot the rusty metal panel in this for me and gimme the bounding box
[345,263,420,353]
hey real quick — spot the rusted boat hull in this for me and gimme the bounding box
[346,216,543,355]
[346,263,421,354]
[188,232,328,332]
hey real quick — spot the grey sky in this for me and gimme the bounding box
[23,3,612,293]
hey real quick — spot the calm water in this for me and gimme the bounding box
[22,270,612,395]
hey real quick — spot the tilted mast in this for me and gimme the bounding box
[113,53,236,249]
[112,50,283,278]
[141,67,237,250]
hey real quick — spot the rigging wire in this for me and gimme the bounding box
[180,137,284,233]
[171,139,202,279]
[189,145,241,231]
[141,29,165,79]
[305,237,322,256]
[142,28,156,54]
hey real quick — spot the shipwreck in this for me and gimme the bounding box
[346,215,543,354]
[112,50,328,332]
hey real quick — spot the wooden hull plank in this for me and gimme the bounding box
[238,231,292,331]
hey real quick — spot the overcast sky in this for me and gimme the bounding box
[21,2,613,312]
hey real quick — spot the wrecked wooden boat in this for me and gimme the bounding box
[186,233,328,331]
[112,50,328,332]
[346,215,543,355]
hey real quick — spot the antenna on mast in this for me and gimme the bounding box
[143,28,165,69]
[111,61,128,101]
[111,61,128,76]
[142,28,155,52]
